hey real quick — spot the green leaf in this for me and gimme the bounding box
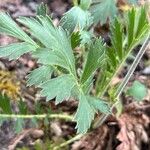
[17,16,57,48]
[0,94,12,114]
[33,49,71,71]
[40,75,76,104]
[80,30,93,46]
[126,7,149,50]
[95,7,149,97]
[90,0,117,25]
[0,42,36,60]
[75,93,110,133]
[18,15,76,74]
[88,96,110,114]
[135,7,149,39]
[127,80,148,101]
[27,65,53,86]
[111,18,124,60]
[36,2,48,16]
[80,0,92,10]
[81,38,106,83]
[0,13,36,45]
[60,6,92,33]
[74,93,95,133]
[126,9,136,49]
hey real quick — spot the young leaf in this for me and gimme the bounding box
[0,13,36,46]
[40,75,76,104]
[90,0,117,25]
[81,38,106,83]
[0,42,36,60]
[60,6,92,33]
[127,81,148,101]
[27,65,53,86]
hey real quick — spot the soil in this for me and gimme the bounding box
[0,0,150,150]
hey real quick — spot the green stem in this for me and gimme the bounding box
[53,134,83,150]
[0,113,74,121]
[94,35,150,128]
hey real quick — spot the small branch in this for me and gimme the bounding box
[0,113,74,121]
[94,35,150,128]
[53,134,83,150]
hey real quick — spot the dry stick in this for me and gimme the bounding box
[94,35,150,128]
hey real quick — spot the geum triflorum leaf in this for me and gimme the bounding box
[40,75,76,104]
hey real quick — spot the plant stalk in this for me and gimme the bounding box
[0,113,74,121]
